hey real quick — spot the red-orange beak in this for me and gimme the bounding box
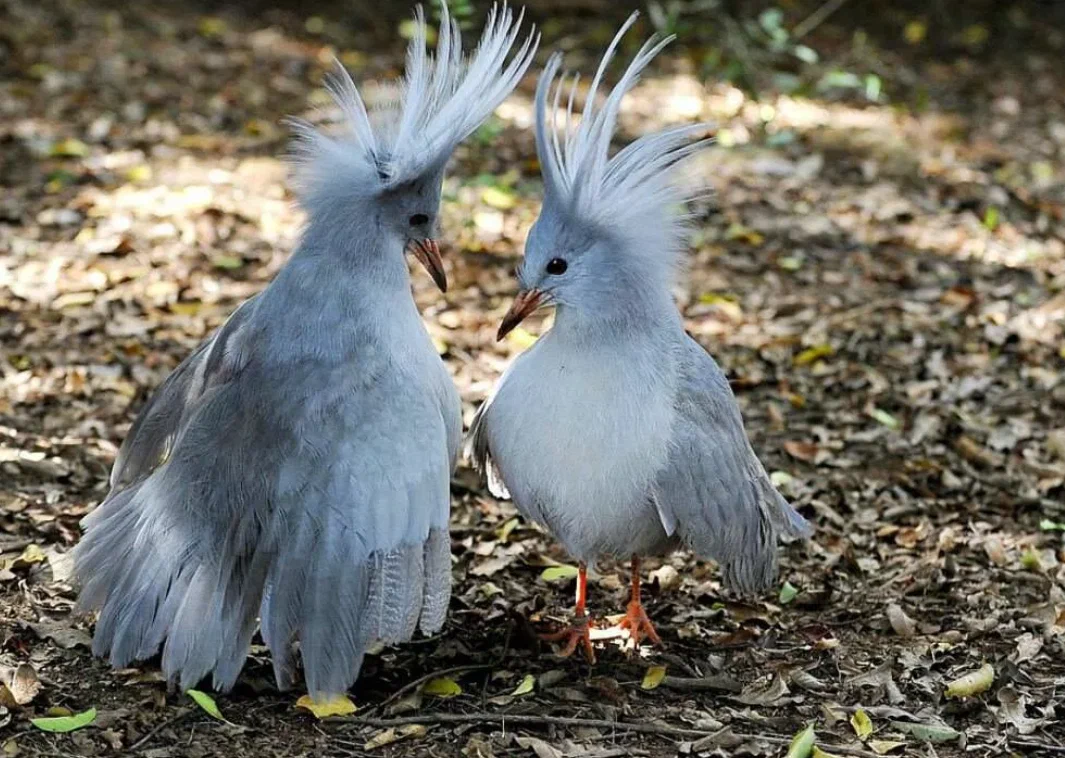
[496,289,543,341]
[408,238,447,292]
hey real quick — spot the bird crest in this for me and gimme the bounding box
[289,1,537,203]
[534,13,713,270]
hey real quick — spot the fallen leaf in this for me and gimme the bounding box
[364,724,426,750]
[851,709,873,739]
[507,327,538,349]
[784,440,819,463]
[793,344,833,366]
[641,665,667,690]
[295,694,356,719]
[511,674,536,696]
[541,565,579,582]
[885,604,916,638]
[31,708,96,733]
[648,565,681,591]
[994,686,1044,735]
[868,740,906,755]
[779,581,799,604]
[944,663,994,698]
[0,665,40,706]
[515,736,563,758]
[889,720,961,743]
[481,187,516,210]
[785,724,815,758]
[422,677,463,698]
[186,690,224,720]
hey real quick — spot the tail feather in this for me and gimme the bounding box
[419,528,451,635]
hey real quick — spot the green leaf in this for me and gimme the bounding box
[785,724,816,758]
[187,689,224,720]
[851,708,874,739]
[641,665,667,690]
[792,45,819,64]
[31,708,96,733]
[541,565,579,582]
[889,721,961,743]
[481,187,516,210]
[1039,519,1065,532]
[793,344,833,366]
[511,674,536,696]
[422,677,463,698]
[779,581,799,604]
[983,207,1000,231]
[212,255,243,270]
[495,517,520,542]
[870,408,901,430]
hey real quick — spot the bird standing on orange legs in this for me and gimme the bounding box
[467,14,812,662]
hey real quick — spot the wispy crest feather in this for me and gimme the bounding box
[291,1,537,199]
[535,13,712,262]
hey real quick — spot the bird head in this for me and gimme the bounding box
[287,1,538,293]
[498,13,712,339]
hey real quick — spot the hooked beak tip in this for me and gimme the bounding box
[496,289,543,342]
[409,238,447,293]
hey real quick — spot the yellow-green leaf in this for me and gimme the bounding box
[870,408,901,430]
[851,708,874,739]
[511,674,536,696]
[779,581,799,604]
[541,565,580,582]
[295,694,356,718]
[507,327,538,349]
[197,16,227,37]
[945,663,994,698]
[904,20,927,44]
[785,724,816,758]
[868,741,906,755]
[422,677,463,698]
[186,689,224,720]
[495,517,520,543]
[641,665,667,690]
[812,748,844,758]
[31,708,96,733]
[17,544,46,565]
[49,139,89,158]
[481,187,516,210]
[793,344,833,366]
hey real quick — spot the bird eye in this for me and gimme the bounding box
[546,258,568,275]
[409,213,429,226]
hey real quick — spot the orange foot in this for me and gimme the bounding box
[540,613,596,663]
[619,599,661,649]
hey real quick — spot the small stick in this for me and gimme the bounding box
[125,709,193,752]
[345,712,883,757]
[362,664,494,717]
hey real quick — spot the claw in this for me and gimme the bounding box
[540,613,596,663]
[618,598,661,649]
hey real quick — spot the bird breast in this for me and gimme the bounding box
[487,332,679,559]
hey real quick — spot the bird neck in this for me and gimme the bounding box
[551,276,681,347]
[291,198,411,293]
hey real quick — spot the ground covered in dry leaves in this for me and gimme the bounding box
[2,0,1064,756]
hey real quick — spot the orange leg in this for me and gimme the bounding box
[619,556,661,648]
[540,561,596,663]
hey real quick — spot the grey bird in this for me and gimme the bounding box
[74,2,537,697]
[467,14,811,661]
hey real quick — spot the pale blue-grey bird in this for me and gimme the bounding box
[74,3,537,697]
[467,14,811,661]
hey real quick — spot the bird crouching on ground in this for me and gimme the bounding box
[74,2,537,698]
[467,13,811,662]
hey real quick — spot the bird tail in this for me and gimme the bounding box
[770,488,814,540]
[259,516,451,699]
[73,479,268,692]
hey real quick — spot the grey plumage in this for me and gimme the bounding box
[467,14,810,598]
[75,2,537,697]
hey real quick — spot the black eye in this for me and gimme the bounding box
[546,258,568,275]
[409,213,429,226]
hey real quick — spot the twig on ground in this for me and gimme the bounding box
[660,675,743,694]
[125,709,193,753]
[1010,740,1065,754]
[345,712,882,757]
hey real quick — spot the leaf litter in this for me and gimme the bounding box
[2,1,1065,757]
